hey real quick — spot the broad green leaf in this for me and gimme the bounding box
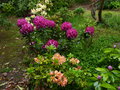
[111,75,115,83]
[34,75,41,79]
[96,68,106,72]
[100,83,116,90]
[89,77,97,81]
[112,70,120,76]
[104,48,113,53]
[94,81,99,87]
[102,74,108,81]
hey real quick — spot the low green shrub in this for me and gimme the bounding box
[104,0,120,9]
[110,1,120,9]
[0,2,15,16]
[98,47,120,69]
[88,67,120,90]
[74,7,85,15]
[0,14,12,28]
[103,13,120,30]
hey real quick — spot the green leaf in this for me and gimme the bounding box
[104,48,113,53]
[96,68,106,72]
[89,77,97,81]
[111,75,115,83]
[94,81,99,87]
[34,75,41,79]
[100,83,116,90]
[112,70,120,74]
[102,74,108,81]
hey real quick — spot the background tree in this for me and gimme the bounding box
[91,0,105,23]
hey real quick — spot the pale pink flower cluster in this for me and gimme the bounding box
[50,70,68,87]
[70,58,80,64]
[52,53,66,65]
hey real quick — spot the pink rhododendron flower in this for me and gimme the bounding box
[17,18,28,27]
[42,39,59,49]
[46,20,56,28]
[33,16,47,29]
[61,22,72,31]
[20,23,34,35]
[85,26,95,35]
[33,16,56,29]
[50,71,68,87]
[66,28,78,39]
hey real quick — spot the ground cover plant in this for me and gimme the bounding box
[0,0,120,90]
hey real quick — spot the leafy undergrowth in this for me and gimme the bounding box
[67,10,120,69]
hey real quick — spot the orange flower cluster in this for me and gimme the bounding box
[74,66,82,70]
[70,58,80,64]
[34,56,44,63]
[34,58,40,63]
[52,53,66,65]
[50,70,68,87]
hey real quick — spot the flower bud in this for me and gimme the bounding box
[108,65,113,70]
[97,75,102,80]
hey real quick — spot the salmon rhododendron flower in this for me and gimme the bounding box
[85,26,95,35]
[74,66,82,70]
[70,58,80,64]
[34,58,40,63]
[52,53,66,65]
[66,28,78,39]
[49,70,68,87]
[61,22,72,31]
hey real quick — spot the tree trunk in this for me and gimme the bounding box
[98,0,105,23]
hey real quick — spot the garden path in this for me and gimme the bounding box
[0,17,27,89]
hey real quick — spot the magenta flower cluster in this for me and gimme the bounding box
[61,22,72,31]
[33,16,56,29]
[42,39,59,49]
[17,19,28,27]
[61,22,78,39]
[85,26,95,35]
[66,28,78,39]
[20,23,34,35]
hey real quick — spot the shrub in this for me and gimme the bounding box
[88,67,120,90]
[98,47,120,69]
[0,2,15,16]
[103,13,120,30]
[110,1,120,9]
[74,7,85,15]
[0,14,12,28]
[27,52,90,89]
[104,0,120,9]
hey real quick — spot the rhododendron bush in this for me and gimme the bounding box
[27,52,88,89]
[17,15,95,55]
[17,15,120,89]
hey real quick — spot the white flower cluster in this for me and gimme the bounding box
[31,0,52,16]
